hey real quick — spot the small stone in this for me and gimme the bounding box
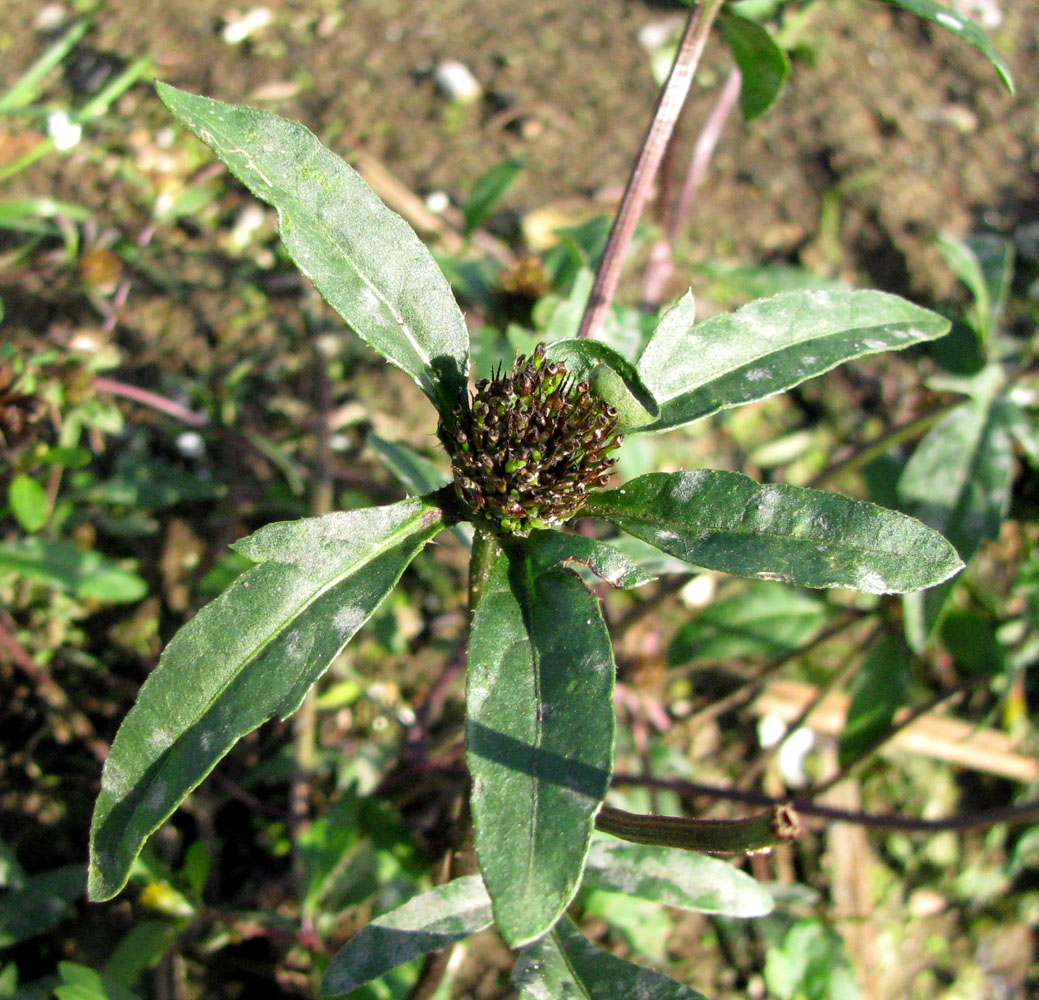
[433,59,483,104]
[222,7,274,45]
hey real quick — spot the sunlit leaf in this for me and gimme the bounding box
[89,495,446,901]
[635,290,949,433]
[585,470,963,593]
[157,83,470,417]
[467,547,615,946]
[8,473,49,532]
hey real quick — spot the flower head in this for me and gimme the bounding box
[439,343,624,536]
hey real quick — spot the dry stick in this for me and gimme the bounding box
[93,376,209,427]
[611,773,1039,834]
[576,0,727,342]
[641,66,743,309]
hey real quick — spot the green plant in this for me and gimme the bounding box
[75,2,1022,996]
[83,80,966,991]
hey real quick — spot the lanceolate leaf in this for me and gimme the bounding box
[897,393,1015,645]
[467,548,615,947]
[718,10,789,120]
[584,470,963,594]
[89,495,446,902]
[322,876,493,996]
[156,83,470,417]
[880,0,1014,93]
[583,836,773,917]
[514,916,708,1000]
[634,290,950,433]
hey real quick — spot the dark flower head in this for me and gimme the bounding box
[439,343,623,536]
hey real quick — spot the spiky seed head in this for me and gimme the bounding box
[438,343,622,536]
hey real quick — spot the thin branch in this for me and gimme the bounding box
[577,0,727,341]
[611,773,1039,834]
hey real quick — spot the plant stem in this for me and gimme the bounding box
[577,0,726,341]
[640,66,742,309]
[596,802,802,854]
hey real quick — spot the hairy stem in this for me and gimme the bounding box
[468,529,502,621]
[577,0,726,341]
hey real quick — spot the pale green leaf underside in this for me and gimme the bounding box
[585,470,963,594]
[322,875,492,995]
[89,497,445,901]
[467,549,615,947]
[584,835,774,917]
[635,289,949,433]
[514,916,708,1000]
[156,83,470,416]
[898,394,1015,644]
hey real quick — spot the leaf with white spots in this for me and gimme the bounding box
[322,875,493,996]
[513,916,709,1000]
[583,470,963,593]
[881,0,1013,93]
[583,835,774,916]
[467,545,615,947]
[633,290,949,433]
[89,494,447,902]
[156,83,470,417]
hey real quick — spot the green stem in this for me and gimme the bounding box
[595,802,802,854]
[468,529,502,621]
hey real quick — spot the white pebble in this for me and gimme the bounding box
[434,60,482,104]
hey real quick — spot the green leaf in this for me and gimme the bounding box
[463,158,525,236]
[0,538,147,603]
[936,233,1014,349]
[669,581,828,665]
[583,835,774,917]
[55,963,141,1000]
[545,338,659,430]
[838,635,909,769]
[467,547,615,947]
[584,470,963,594]
[103,921,179,987]
[718,11,789,120]
[524,529,655,589]
[635,290,950,433]
[0,864,84,947]
[880,0,1014,93]
[156,83,470,417]
[898,394,1015,646]
[514,916,708,1000]
[8,474,50,532]
[88,495,445,902]
[322,875,493,996]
